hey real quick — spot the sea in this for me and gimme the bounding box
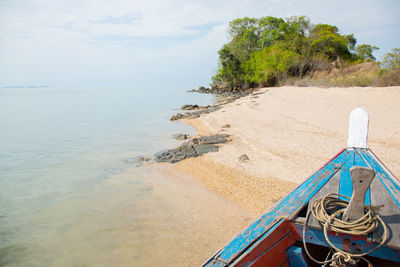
[0,85,221,266]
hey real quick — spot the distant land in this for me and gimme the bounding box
[1,85,50,89]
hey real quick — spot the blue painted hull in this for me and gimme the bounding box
[203,148,400,266]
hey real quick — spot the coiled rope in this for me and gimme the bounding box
[303,193,389,266]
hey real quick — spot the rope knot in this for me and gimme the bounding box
[303,193,388,267]
[331,252,355,266]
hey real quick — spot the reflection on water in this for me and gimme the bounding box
[0,87,249,266]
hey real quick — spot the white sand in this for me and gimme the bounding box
[175,86,400,215]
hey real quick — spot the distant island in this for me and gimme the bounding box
[1,85,50,89]
[208,16,400,92]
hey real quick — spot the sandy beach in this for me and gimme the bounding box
[174,86,400,217]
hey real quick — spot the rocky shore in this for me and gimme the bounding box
[170,106,220,121]
[130,86,253,167]
[170,87,255,121]
[157,86,261,164]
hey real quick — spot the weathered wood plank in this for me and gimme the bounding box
[365,150,400,208]
[307,170,342,229]
[370,176,400,249]
[342,166,375,221]
[233,221,294,266]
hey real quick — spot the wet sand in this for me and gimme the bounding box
[175,86,400,217]
[33,164,252,266]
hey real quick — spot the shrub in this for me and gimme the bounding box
[377,48,400,86]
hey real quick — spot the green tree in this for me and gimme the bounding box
[380,48,400,71]
[285,16,312,37]
[345,34,357,52]
[228,17,260,62]
[309,24,352,60]
[214,44,244,89]
[356,44,379,61]
[211,15,378,90]
[258,16,287,48]
[244,44,301,86]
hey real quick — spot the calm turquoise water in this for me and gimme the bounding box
[0,86,215,266]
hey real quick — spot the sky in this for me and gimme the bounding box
[0,0,399,89]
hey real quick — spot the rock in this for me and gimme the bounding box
[239,154,249,162]
[154,134,230,163]
[176,144,197,157]
[192,134,229,145]
[137,156,151,161]
[180,104,211,111]
[194,144,219,155]
[154,144,197,163]
[170,106,221,121]
[189,86,214,94]
[173,134,189,140]
[187,113,200,119]
[181,104,199,110]
[170,113,184,121]
[197,86,213,93]
[222,124,231,128]
[190,84,259,97]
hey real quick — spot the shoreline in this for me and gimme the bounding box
[171,85,400,217]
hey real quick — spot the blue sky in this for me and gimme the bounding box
[0,0,399,88]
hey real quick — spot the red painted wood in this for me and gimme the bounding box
[234,221,296,266]
[288,221,301,240]
[249,232,296,266]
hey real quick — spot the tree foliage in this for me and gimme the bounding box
[212,16,379,90]
[309,24,352,60]
[380,48,400,72]
[355,44,379,61]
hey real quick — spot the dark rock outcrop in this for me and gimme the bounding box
[170,113,184,121]
[154,134,229,163]
[181,104,212,110]
[192,134,229,145]
[154,144,197,163]
[181,104,199,110]
[172,88,263,121]
[170,106,220,121]
[193,144,218,155]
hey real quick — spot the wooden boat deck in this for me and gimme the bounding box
[203,148,400,266]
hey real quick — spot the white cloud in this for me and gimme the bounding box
[2,0,399,45]
[0,0,399,86]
